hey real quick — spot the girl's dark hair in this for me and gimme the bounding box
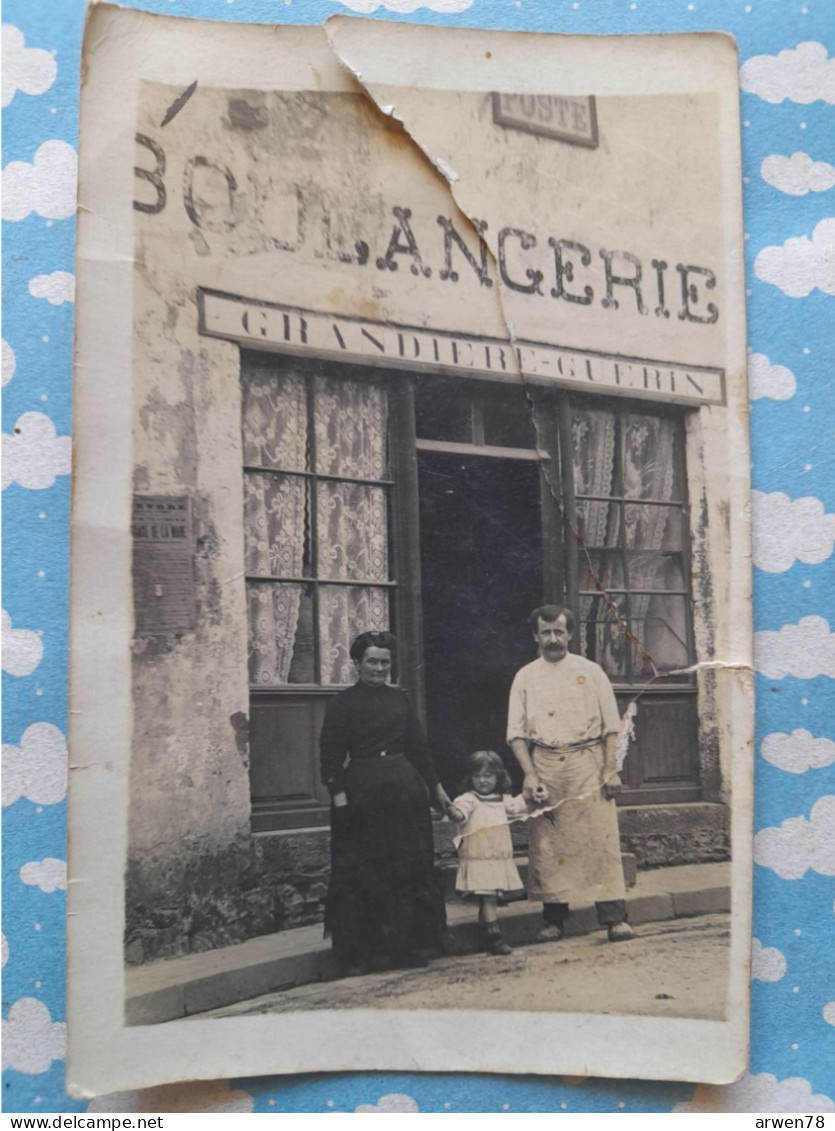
[465,749,513,794]
[350,630,397,664]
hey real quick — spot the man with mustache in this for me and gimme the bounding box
[507,605,634,943]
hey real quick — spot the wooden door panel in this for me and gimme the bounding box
[249,692,332,816]
[615,690,700,804]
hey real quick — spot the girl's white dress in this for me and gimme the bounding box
[452,791,528,896]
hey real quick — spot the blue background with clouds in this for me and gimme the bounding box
[3,0,834,1114]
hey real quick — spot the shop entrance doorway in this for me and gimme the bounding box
[418,450,545,789]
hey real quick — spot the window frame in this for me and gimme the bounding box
[565,396,697,689]
[242,352,398,692]
[243,354,404,831]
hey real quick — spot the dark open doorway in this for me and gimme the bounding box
[418,450,544,790]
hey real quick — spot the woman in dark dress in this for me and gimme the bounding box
[320,631,454,975]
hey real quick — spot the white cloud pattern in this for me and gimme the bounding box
[2,934,8,968]
[755,217,835,298]
[334,0,472,10]
[762,729,835,774]
[754,795,835,880]
[2,722,67,807]
[355,1094,421,1112]
[824,1002,835,1027]
[28,270,74,306]
[675,1073,835,1113]
[3,411,71,490]
[2,25,57,108]
[1,610,43,678]
[762,152,835,196]
[752,491,835,573]
[740,41,835,105]
[2,139,77,222]
[2,338,16,387]
[751,937,787,982]
[1,998,66,1075]
[755,616,835,679]
[747,353,796,401]
[20,857,67,894]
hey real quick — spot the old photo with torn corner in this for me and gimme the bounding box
[68,5,754,1095]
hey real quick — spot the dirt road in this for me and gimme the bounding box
[204,912,729,1022]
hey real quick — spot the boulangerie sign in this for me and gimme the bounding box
[69,5,753,1095]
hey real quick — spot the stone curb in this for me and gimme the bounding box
[126,876,730,1025]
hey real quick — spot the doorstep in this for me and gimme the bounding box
[125,860,730,1025]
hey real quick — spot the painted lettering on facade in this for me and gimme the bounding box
[199,291,725,406]
[135,133,721,327]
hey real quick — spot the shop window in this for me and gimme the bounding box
[570,404,692,684]
[242,354,394,688]
[241,353,397,829]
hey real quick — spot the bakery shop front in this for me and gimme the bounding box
[126,72,738,964]
[199,292,718,835]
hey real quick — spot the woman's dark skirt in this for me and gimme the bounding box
[324,755,445,967]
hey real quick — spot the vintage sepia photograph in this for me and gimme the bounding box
[68,7,753,1095]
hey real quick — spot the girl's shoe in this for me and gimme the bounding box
[479,924,513,956]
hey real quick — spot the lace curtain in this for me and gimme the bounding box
[242,363,389,687]
[243,366,307,686]
[572,407,685,679]
[315,377,389,684]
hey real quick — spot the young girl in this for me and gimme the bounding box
[446,750,531,956]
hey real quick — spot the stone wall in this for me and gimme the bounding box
[125,804,729,965]
[125,829,331,966]
[617,803,730,868]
